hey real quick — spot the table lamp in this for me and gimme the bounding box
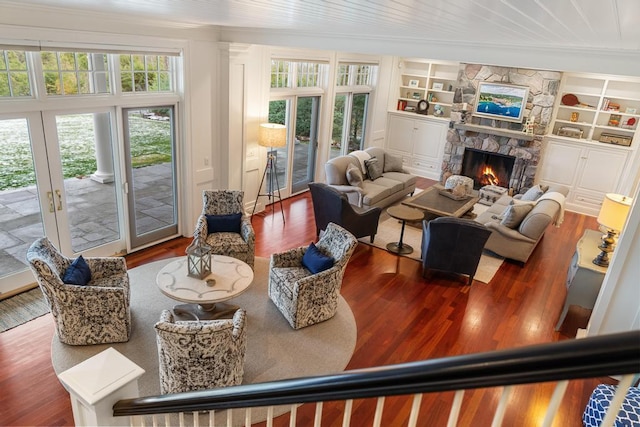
[250,123,287,223]
[592,193,632,267]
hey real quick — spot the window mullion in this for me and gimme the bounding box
[29,52,47,100]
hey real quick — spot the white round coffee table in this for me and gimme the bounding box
[156,255,254,320]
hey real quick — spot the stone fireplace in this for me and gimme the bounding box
[461,148,516,190]
[440,64,561,194]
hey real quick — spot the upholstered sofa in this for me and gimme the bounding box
[474,184,570,264]
[325,147,417,209]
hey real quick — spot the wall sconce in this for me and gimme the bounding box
[592,193,632,267]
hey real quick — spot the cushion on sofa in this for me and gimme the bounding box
[360,182,393,206]
[520,184,546,201]
[500,204,533,229]
[381,171,418,188]
[345,163,364,187]
[383,153,404,172]
[364,157,383,180]
[349,150,371,174]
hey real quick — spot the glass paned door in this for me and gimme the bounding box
[268,96,320,197]
[0,114,48,295]
[291,96,319,193]
[123,106,178,249]
[48,112,122,253]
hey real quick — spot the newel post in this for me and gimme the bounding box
[57,347,145,426]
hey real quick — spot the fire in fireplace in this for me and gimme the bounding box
[461,148,516,190]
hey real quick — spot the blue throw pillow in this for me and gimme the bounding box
[62,255,92,286]
[301,242,334,274]
[206,213,242,233]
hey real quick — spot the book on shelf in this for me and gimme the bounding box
[602,98,610,111]
[608,114,622,127]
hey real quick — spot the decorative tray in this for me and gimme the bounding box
[438,189,470,201]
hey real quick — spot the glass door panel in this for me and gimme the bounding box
[348,93,369,152]
[268,99,289,197]
[123,106,178,249]
[0,115,48,295]
[331,94,347,159]
[291,96,319,193]
[52,112,121,253]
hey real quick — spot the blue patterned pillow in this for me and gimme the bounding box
[62,255,92,286]
[206,213,242,233]
[302,243,334,274]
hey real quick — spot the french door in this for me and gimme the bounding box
[268,95,320,197]
[0,108,125,296]
[0,105,179,296]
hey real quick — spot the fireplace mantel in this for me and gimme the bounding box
[453,123,535,141]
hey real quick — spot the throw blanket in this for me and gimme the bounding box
[537,191,566,226]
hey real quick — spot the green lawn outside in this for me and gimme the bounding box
[0,113,171,191]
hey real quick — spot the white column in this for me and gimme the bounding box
[91,112,115,183]
[91,54,114,184]
[57,347,145,427]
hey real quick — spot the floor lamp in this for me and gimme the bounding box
[251,123,286,223]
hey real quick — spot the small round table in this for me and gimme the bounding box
[386,205,424,255]
[156,255,254,320]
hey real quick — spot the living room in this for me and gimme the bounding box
[1,1,639,425]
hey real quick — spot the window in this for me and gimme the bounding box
[271,60,290,88]
[270,60,325,89]
[41,51,110,95]
[331,63,377,158]
[120,54,173,93]
[336,64,375,87]
[0,50,31,97]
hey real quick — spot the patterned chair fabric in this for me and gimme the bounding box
[583,384,640,427]
[268,222,358,329]
[25,237,131,345]
[193,190,255,269]
[155,309,247,394]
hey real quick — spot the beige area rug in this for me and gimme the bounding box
[361,202,504,284]
[51,256,356,425]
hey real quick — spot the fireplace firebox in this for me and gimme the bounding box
[461,148,516,190]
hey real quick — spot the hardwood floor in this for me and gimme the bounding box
[0,178,610,427]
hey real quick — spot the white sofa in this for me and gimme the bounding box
[324,147,417,209]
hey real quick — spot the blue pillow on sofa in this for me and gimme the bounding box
[302,243,334,274]
[62,255,92,286]
[206,213,242,233]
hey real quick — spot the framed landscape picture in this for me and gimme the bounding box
[408,79,419,88]
[473,82,530,123]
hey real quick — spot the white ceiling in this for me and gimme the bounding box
[4,0,639,52]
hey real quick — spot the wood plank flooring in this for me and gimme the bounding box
[0,178,610,427]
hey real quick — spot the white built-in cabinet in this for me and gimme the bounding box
[385,111,448,180]
[539,137,631,216]
[540,72,640,215]
[394,58,459,118]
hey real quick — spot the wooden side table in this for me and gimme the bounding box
[386,205,424,255]
[555,229,608,331]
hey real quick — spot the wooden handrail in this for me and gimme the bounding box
[113,330,639,417]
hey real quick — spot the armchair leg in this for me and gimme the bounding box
[370,235,375,243]
[468,275,474,285]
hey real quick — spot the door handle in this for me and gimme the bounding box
[47,191,54,213]
[55,189,63,211]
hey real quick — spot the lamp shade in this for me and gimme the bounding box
[258,123,286,148]
[597,193,633,231]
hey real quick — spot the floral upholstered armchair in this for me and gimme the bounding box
[268,222,358,329]
[154,309,247,394]
[193,190,255,269]
[25,237,131,345]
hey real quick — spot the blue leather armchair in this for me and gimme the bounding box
[421,217,491,285]
[308,182,381,243]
